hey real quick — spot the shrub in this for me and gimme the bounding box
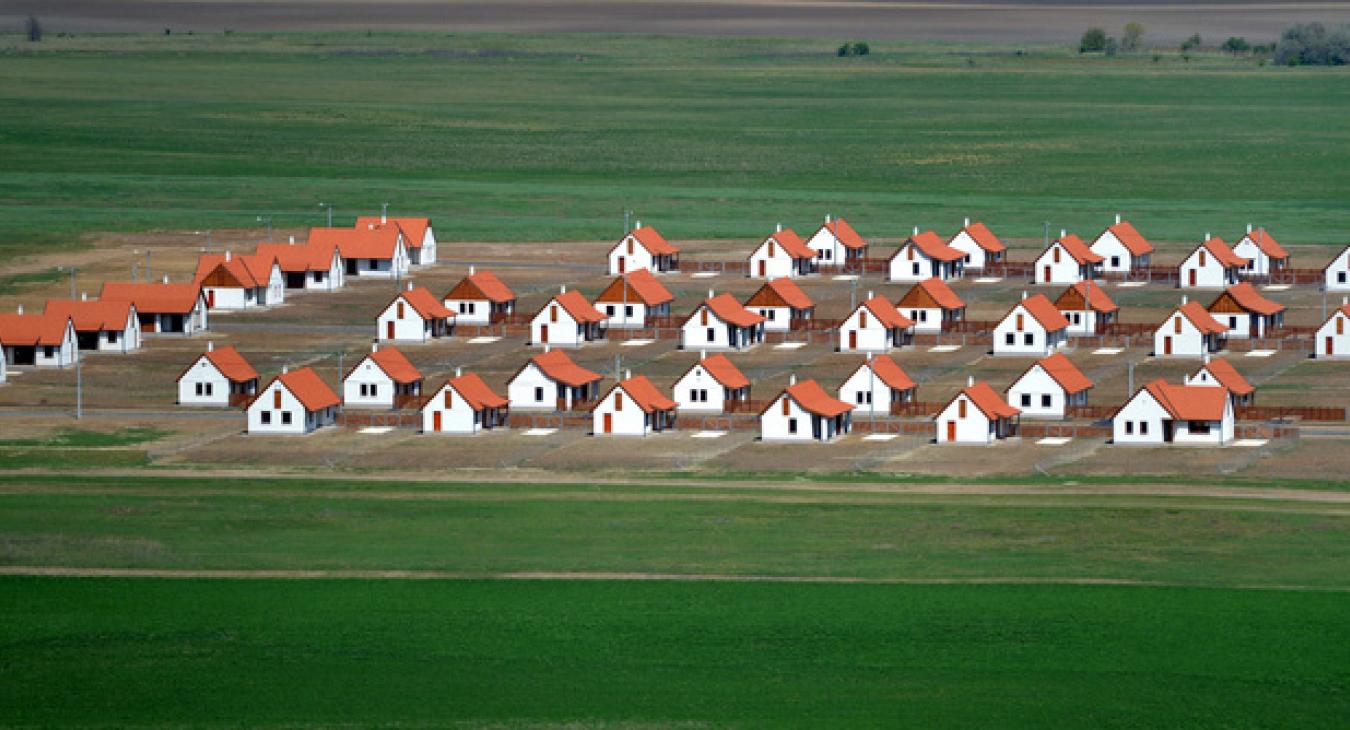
[1079,27,1107,53]
[1122,23,1145,52]
[1223,36,1251,54]
[837,41,870,57]
[1274,23,1350,66]
[1104,37,1119,56]
[1180,33,1202,51]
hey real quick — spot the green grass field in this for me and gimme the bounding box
[1,32,1348,258]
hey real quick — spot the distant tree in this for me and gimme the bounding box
[1222,36,1251,54]
[1180,33,1202,52]
[837,41,870,57]
[1104,37,1119,56]
[1121,23,1145,52]
[1080,27,1107,53]
[25,15,41,42]
[1274,23,1350,65]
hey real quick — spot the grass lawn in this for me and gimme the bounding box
[2,577,1348,728]
[1,32,1348,259]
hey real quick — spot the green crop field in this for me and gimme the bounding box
[1,32,1349,259]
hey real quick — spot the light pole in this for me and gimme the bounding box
[257,215,273,241]
[319,202,333,228]
[623,209,633,235]
[381,202,390,223]
[57,265,75,299]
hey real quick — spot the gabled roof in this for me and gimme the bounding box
[760,228,814,260]
[354,346,422,385]
[193,253,271,289]
[1050,234,1103,264]
[898,277,965,311]
[1210,282,1285,316]
[446,372,508,410]
[197,345,258,383]
[858,295,914,329]
[1013,294,1070,331]
[1101,220,1154,256]
[1197,358,1254,396]
[683,354,750,390]
[1322,245,1350,273]
[745,278,814,310]
[1176,301,1229,335]
[1239,227,1288,259]
[815,218,867,250]
[614,375,678,413]
[1337,302,1350,320]
[594,268,674,306]
[527,349,603,387]
[1142,379,1228,421]
[43,299,133,332]
[778,379,854,418]
[948,381,1020,420]
[444,270,515,303]
[624,225,680,256]
[270,367,340,411]
[1197,237,1249,269]
[859,355,916,392]
[703,293,767,328]
[901,231,965,263]
[355,216,431,250]
[392,286,455,320]
[0,312,71,346]
[952,221,1006,254]
[99,282,202,315]
[547,290,607,324]
[1025,353,1092,395]
[1054,281,1118,314]
[255,242,337,273]
[310,225,402,260]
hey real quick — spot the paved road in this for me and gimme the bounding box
[0,407,239,420]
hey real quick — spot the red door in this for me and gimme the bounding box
[848,331,857,350]
[617,257,626,274]
[1188,269,1197,287]
[1328,336,1335,356]
[758,260,766,277]
[1163,336,1172,356]
[946,421,956,442]
[207,290,215,308]
[540,324,549,343]
[1042,265,1050,282]
[386,321,395,340]
[603,413,613,434]
[433,411,442,432]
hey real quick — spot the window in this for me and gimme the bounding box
[397,302,405,319]
[205,383,213,396]
[108,330,119,343]
[1140,421,1149,435]
[1199,251,1207,266]
[699,389,708,403]
[1125,421,1134,435]
[606,305,616,316]
[906,246,914,261]
[1174,317,1182,334]
[1229,316,1238,329]
[918,311,928,322]
[768,241,776,257]
[624,305,633,318]
[788,417,797,434]
[1023,333,1034,345]
[1340,272,1347,284]
[1072,313,1081,325]
[706,327,715,342]
[614,392,623,411]
[369,384,377,398]
[1005,333,1015,345]
[44,346,54,357]
[194,383,203,396]
[1015,314,1024,331]
[261,411,271,424]
[690,388,699,402]
[281,411,292,425]
[627,239,634,255]
[1053,247,1061,264]
[1189,420,1210,434]
[550,305,558,323]
[1111,256,1121,268]
[445,391,454,408]
[700,310,708,326]
[1041,394,1052,408]
[1020,394,1031,407]
[464,302,476,314]
[781,398,790,416]
[958,399,967,418]
[534,387,544,402]
[1338,317,1345,336]
[912,263,920,276]
[859,311,868,328]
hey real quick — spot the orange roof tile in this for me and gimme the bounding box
[1054,234,1103,265]
[616,375,677,413]
[1322,245,1350,274]
[201,345,258,383]
[628,225,679,256]
[310,225,402,260]
[1240,228,1288,259]
[549,290,607,324]
[1213,283,1285,316]
[959,381,1020,420]
[444,270,515,303]
[358,346,422,384]
[195,253,270,289]
[784,379,854,418]
[0,313,71,346]
[1030,353,1092,394]
[1198,358,1254,396]
[43,299,133,332]
[898,277,965,311]
[688,353,750,390]
[529,349,603,387]
[861,295,914,330]
[1055,281,1118,314]
[704,293,767,328]
[394,287,456,320]
[954,221,1007,254]
[761,228,814,260]
[1200,237,1249,269]
[99,282,202,315]
[274,367,340,411]
[256,242,337,273]
[904,230,966,263]
[1104,220,1154,257]
[1177,301,1229,335]
[1144,379,1228,421]
[356,216,431,250]
[864,355,916,392]
[447,372,509,410]
[1017,294,1070,331]
[594,268,674,306]
[818,218,867,250]
[745,278,814,310]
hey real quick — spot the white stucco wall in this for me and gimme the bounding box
[1033,244,1084,284]
[935,395,995,444]
[177,357,231,406]
[673,364,726,414]
[342,358,396,409]
[592,386,652,436]
[1006,365,1067,419]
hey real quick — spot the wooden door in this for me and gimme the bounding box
[1042,265,1050,282]
[946,421,956,442]
[1163,336,1172,356]
[207,290,215,308]
[433,411,442,432]
[617,257,625,274]
[386,321,395,340]
[603,413,613,434]
[848,331,857,350]
[1188,269,1197,287]
[1328,336,1335,356]
[758,260,766,277]
[540,324,549,343]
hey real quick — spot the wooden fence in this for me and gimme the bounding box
[339,410,420,429]
[1236,405,1345,422]
[889,401,943,417]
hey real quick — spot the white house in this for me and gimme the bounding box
[609,223,680,275]
[946,219,1007,271]
[421,370,509,435]
[935,378,1020,444]
[888,230,965,282]
[1206,283,1285,339]
[193,251,284,310]
[0,309,78,369]
[176,342,259,407]
[1314,300,1350,359]
[593,268,674,329]
[342,344,423,409]
[760,377,853,442]
[1006,352,1092,419]
[1112,379,1234,446]
[1324,245,1350,292]
[1232,224,1289,278]
[507,348,603,411]
[592,373,678,437]
[531,287,608,347]
[672,352,751,414]
[256,240,345,292]
[246,367,340,435]
[680,292,766,351]
[838,294,912,353]
[1185,356,1256,408]
[897,277,965,334]
[992,293,1069,357]
[1089,215,1153,275]
[100,280,208,336]
[377,284,455,343]
[1179,236,1247,290]
[442,267,515,326]
[1155,299,1228,358]
[803,215,868,267]
[1033,232,1102,285]
[747,226,817,279]
[1053,280,1118,336]
[310,225,409,279]
[44,297,141,354]
[744,278,814,333]
[356,215,437,267]
[838,354,916,416]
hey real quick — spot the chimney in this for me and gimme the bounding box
[825,213,832,223]
[162,275,169,284]
[455,366,462,377]
[469,265,476,275]
[15,304,22,314]
[1343,297,1348,306]
[1205,232,1211,241]
[1059,229,1066,239]
[381,210,387,225]
[967,375,974,387]
[634,220,642,230]
[1021,291,1028,301]
[964,217,970,227]
[544,344,551,353]
[560,284,566,294]
[775,222,783,233]
[708,289,715,299]
[224,250,231,262]
[1247,223,1253,234]
[912,226,919,236]
[1115,213,1121,225]
[699,349,706,361]
[282,364,289,375]
[372,342,379,353]
[80,292,87,301]
[1182,295,1188,305]
[867,290,874,301]
[866,352,873,362]
[625,369,632,381]
[789,374,797,386]
[207,341,214,352]
[1203,353,1211,365]
[288,235,295,244]
[406,281,414,291]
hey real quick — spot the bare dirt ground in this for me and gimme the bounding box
[9,1,1350,44]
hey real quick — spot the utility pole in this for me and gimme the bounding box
[320,202,333,228]
[1043,221,1050,251]
[623,209,632,235]
[257,215,272,241]
[75,353,82,420]
[58,265,75,299]
[381,202,390,222]
[144,250,152,282]
[1128,359,1135,395]
[850,277,857,312]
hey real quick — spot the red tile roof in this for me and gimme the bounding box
[784,379,854,418]
[1177,301,1229,335]
[394,287,455,320]
[898,277,965,311]
[362,346,422,384]
[1213,283,1285,316]
[1198,358,1254,396]
[1017,294,1070,331]
[274,367,340,411]
[616,375,677,413]
[953,221,1006,254]
[860,295,914,329]
[1031,353,1093,394]
[864,355,916,392]
[447,372,509,410]
[1055,281,1118,314]
[905,231,966,263]
[550,290,607,324]
[704,293,767,328]
[201,345,258,383]
[444,270,514,303]
[193,253,271,289]
[1054,234,1104,264]
[817,218,867,250]
[629,225,679,256]
[1240,228,1287,259]
[529,349,602,387]
[256,242,337,273]
[0,313,71,346]
[1144,379,1228,421]
[43,299,133,332]
[688,354,750,390]
[356,216,431,250]
[958,381,1020,420]
[762,228,814,260]
[1104,220,1154,256]
[594,268,674,306]
[99,282,202,315]
[745,278,814,310]
[310,226,402,260]
[1199,237,1249,269]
